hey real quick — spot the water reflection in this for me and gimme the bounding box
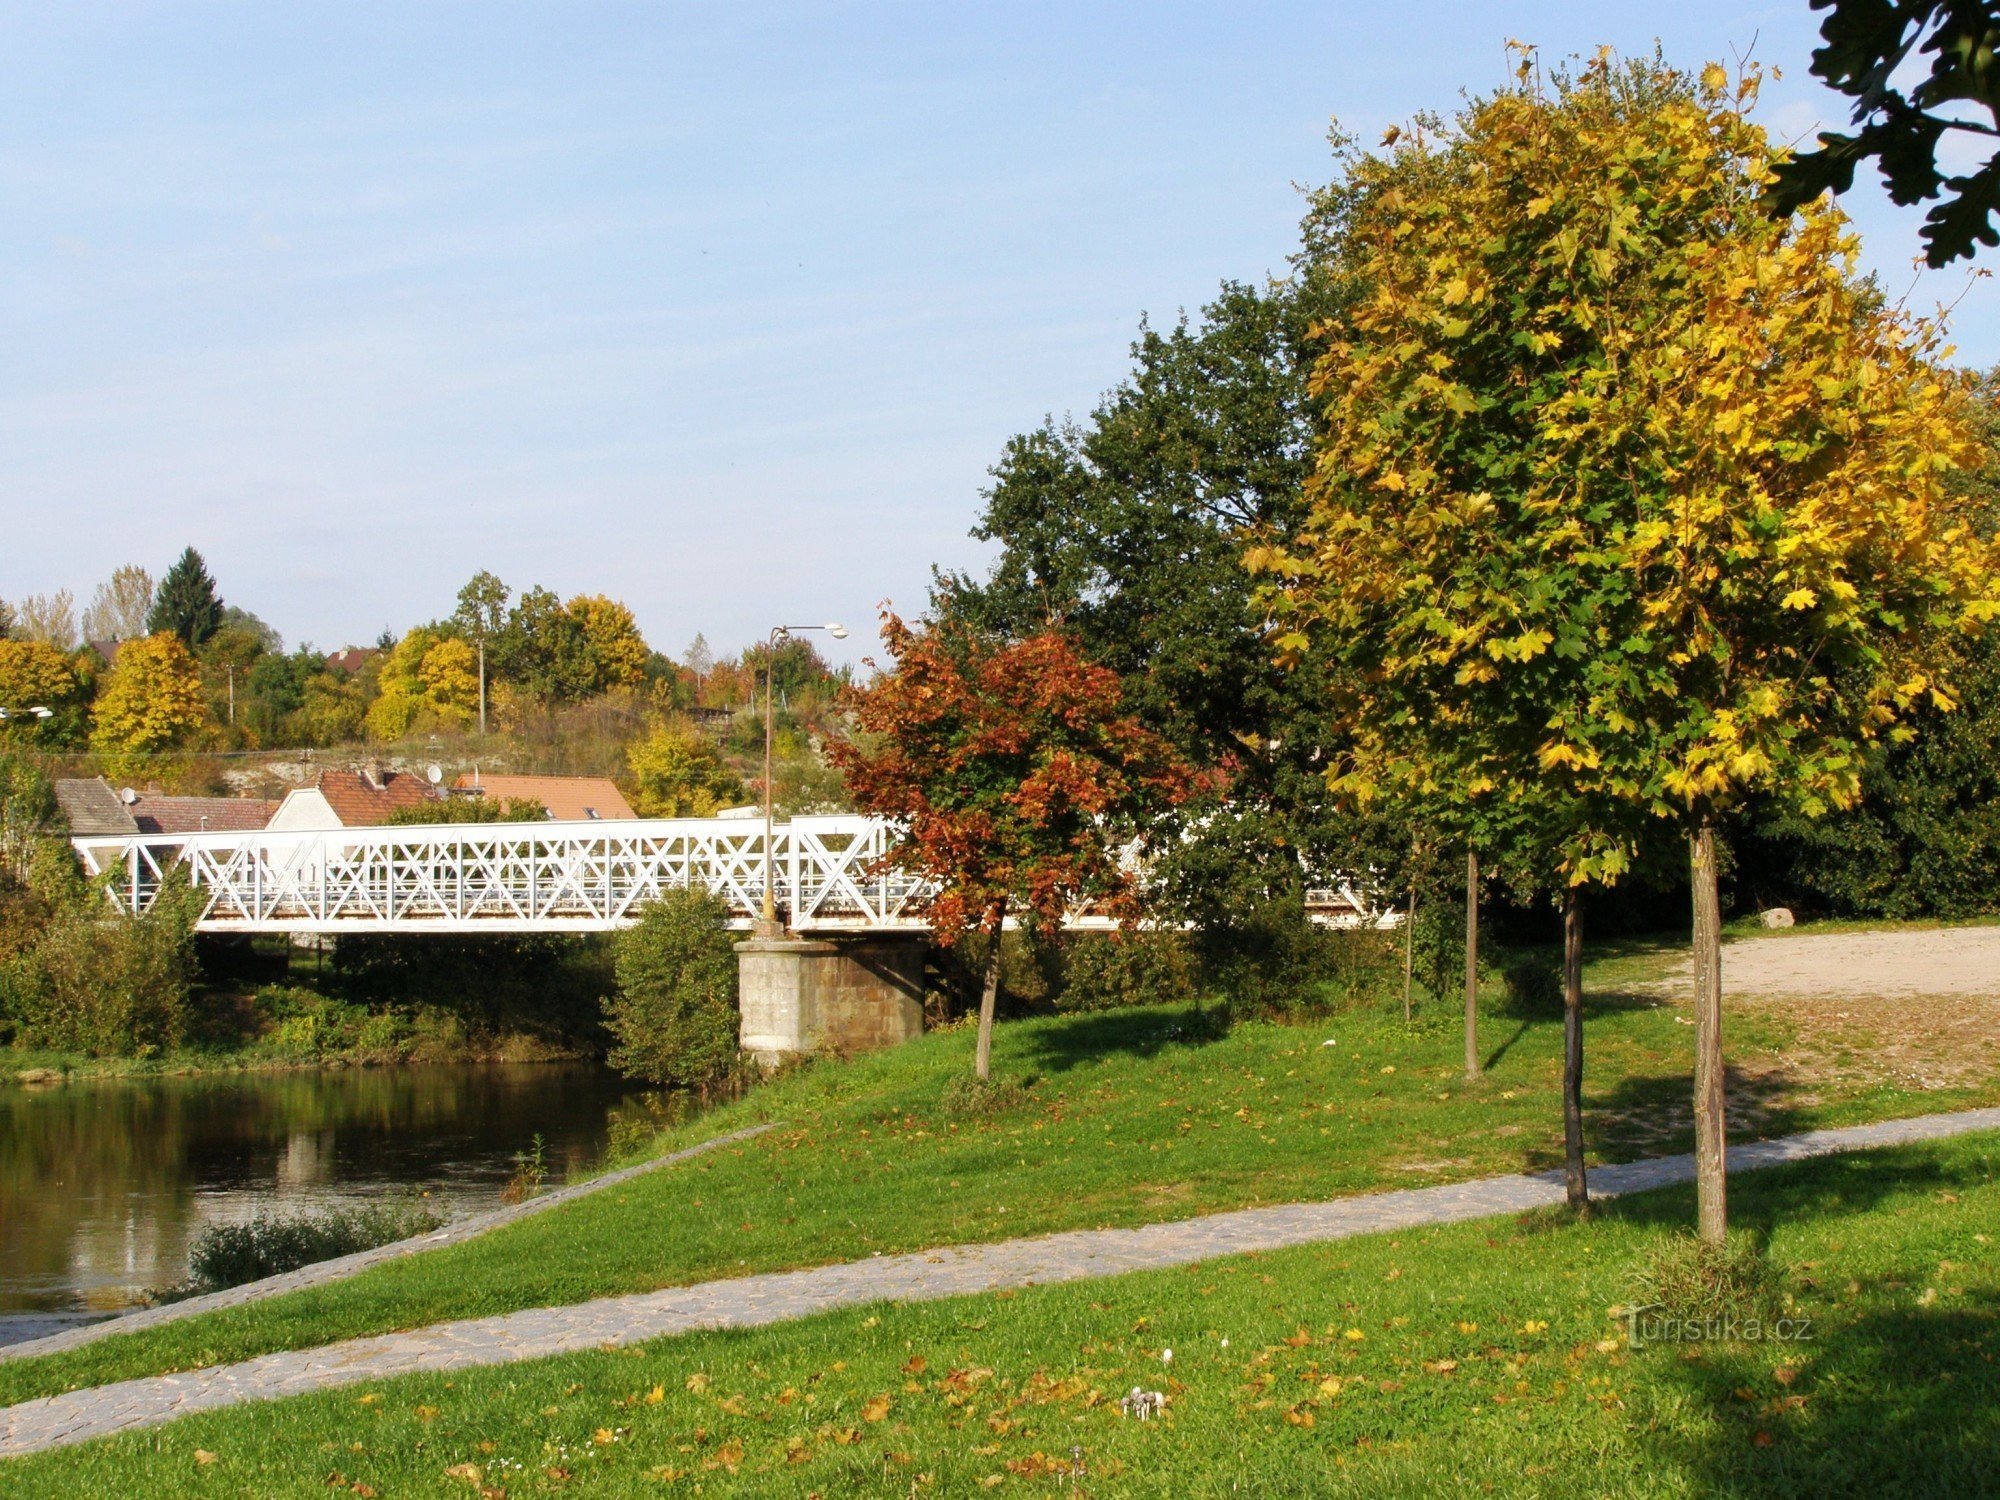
[0,1065,646,1343]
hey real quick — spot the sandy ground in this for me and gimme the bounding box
[1641,925,2000,1094]
[1712,925,2000,1001]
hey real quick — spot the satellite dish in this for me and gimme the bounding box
[120,787,139,805]
[426,764,444,786]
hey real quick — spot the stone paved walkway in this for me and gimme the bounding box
[5,1104,1998,1460]
[0,1122,779,1364]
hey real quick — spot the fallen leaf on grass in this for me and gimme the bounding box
[193,1450,217,1466]
[863,1395,893,1422]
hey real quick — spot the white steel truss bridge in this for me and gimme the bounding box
[71,816,937,935]
[70,817,1399,938]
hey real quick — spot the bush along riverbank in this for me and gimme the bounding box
[155,1202,449,1302]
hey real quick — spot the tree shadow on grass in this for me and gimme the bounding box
[1588,1139,1980,1236]
[1559,1060,1830,1168]
[1637,1289,2000,1497]
[1014,1003,1232,1074]
[1482,1019,1534,1071]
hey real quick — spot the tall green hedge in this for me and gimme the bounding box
[603,887,740,1091]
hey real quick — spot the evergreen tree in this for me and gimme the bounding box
[147,548,223,648]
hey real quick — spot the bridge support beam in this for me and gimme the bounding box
[737,933,927,1068]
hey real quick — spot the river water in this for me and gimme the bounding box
[0,1064,649,1347]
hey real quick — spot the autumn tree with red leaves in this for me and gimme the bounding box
[833,613,1200,1079]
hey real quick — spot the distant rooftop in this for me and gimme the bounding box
[453,773,636,822]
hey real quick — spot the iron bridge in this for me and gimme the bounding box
[70,816,934,935]
[70,817,1397,936]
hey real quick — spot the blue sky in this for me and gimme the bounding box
[3,3,1992,663]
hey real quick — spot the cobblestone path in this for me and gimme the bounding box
[5,1105,1996,1459]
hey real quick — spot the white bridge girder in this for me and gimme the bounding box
[70,816,1400,937]
[70,816,937,935]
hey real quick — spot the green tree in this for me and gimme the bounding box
[493,586,597,704]
[604,887,741,1092]
[627,719,746,817]
[386,794,549,825]
[1264,51,2000,1242]
[452,570,510,734]
[1768,0,2000,265]
[147,548,223,648]
[938,275,1429,985]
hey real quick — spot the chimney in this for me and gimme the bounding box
[361,759,384,792]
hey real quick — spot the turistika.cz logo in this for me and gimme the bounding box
[1621,1304,1815,1347]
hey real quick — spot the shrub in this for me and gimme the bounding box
[604,887,740,1091]
[1194,898,1404,1018]
[1,893,197,1056]
[1628,1231,1787,1330]
[942,1072,1033,1117]
[170,1201,446,1298]
[1056,931,1198,1012]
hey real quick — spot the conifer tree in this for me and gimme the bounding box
[147,548,224,649]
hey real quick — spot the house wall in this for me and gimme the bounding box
[266,789,343,832]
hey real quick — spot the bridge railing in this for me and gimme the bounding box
[70,815,937,934]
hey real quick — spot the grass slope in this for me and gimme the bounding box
[3,942,1991,1410]
[5,1132,1996,1496]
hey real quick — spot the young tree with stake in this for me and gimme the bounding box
[1260,50,1999,1241]
[833,613,1199,1081]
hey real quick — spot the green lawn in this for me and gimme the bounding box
[3,938,1993,1412]
[6,1130,1996,1496]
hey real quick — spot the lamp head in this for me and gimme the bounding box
[826,623,848,640]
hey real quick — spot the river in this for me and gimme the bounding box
[0,1063,650,1347]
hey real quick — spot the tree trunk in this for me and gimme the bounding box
[1464,851,1480,1080]
[1691,821,1727,1245]
[974,905,1005,1082]
[1562,885,1588,1211]
[1402,882,1418,1022]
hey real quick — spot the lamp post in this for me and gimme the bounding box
[0,706,53,725]
[761,623,846,931]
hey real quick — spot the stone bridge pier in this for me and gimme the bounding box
[736,931,929,1067]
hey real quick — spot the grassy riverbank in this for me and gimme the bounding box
[6,1128,1997,1495]
[4,1029,588,1084]
[4,934,1995,1410]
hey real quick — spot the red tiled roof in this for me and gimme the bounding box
[452,774,636,822]
[323,648,377,676]
[131,795,278,835]
[313,768,440,826]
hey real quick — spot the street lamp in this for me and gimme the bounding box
[762,623,847,931]
[0,706,53,723]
